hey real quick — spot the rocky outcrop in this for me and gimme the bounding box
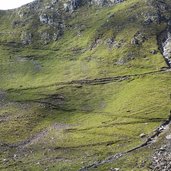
[131,32,147,45]
[90,0,124,6]
[63,0,124,12]
[158,20,171,68]
[144,0,168,25]
[41,32,51,45]
[63,0,83,12]
[21,32,33,45]
[162,31,171,67]
[39,12,62,26]
[9,0,125,45]
[39,14,49,24]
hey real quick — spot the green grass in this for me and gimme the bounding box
[1,72,171,170]
[0,0,171,170]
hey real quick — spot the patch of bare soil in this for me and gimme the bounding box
[17,123,72,148]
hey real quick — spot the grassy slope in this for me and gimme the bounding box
[0,0,171,170]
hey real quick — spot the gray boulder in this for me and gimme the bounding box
[21,32,33,45]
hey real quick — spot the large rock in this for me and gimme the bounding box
[39,14,49,24]
[63,0,83,12]
[41,32,51,44]
[21,32,33,45]
[131,32,146,45]
[162,32,171,67]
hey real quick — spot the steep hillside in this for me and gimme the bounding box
[1,0,171,170]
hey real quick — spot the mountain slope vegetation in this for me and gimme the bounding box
[1,0,171,170]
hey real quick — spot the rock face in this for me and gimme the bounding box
[158,21,171,67]
[13,0,66,45]
[64,0,83,12]
[63,0,124,11]
[10,0,125,45]
[162,32,171,67]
